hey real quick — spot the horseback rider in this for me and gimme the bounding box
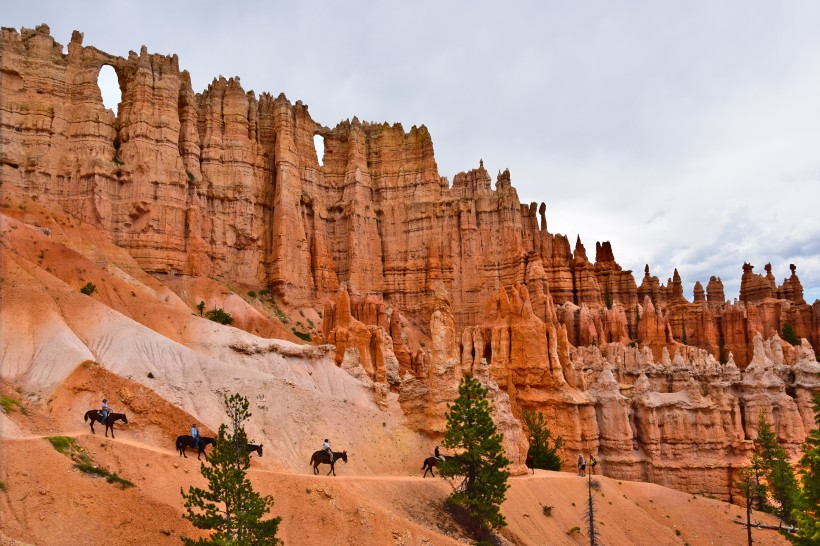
[435,445,445,462]
[192,424,200,449]
[100,398,110,424]
[323,438,332,461]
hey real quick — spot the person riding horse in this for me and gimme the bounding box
[100,398,110,424]
[435,445,445,461]
[323,439,332,461]
[191,424,200,450]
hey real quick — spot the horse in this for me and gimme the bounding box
[422,454,454,478]
[176,435,216,459]
[246,443,263,457]
[525,453,535,474]
[83,410,128,438]
[309,450,348,476]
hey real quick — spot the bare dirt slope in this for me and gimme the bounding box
[0,430,789,546]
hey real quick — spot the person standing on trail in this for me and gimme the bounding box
[577,453,586,476]
[589,454,598,475]
[191,424,200,449]
[100,399,110,424]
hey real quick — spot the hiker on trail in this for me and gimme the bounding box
[434,445,446,462]
[590,454,598,475]
[191,424,200,449]
[323,438,332,460]
[100,399,110,424]
[578,453,586,477]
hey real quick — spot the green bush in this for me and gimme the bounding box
[205,308,234,325]
[781,322,800,346]
[80,282,96,295]
[248,290,257,299]
[292,329,312,342]
[0,395,26,415]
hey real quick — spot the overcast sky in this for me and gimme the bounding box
[6,1,820,302]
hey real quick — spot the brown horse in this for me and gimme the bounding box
[309,450,348,476]
[246,444,263,457]
[83,410,128,438]
[176,435,216,459]
[422,454,454,478]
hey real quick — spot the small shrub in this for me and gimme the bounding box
[259,288,271,297]
[292,329,312,342]
[675,529,681,536]
[205,308,233,325]
[781,322,800,346]
[542,505,553,517]
[299,309,305,317]
[0,395,26,415]
[80,282,96,295]
[248,290,257,299]
[186,170,195,182]
[0,481,6,492]
[113,155,124,166]
[147,372,155,379]
[567,526,580,535]
[196,301,205,316]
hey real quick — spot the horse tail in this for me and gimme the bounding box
[84,411,88,422]
[176,436,182,450]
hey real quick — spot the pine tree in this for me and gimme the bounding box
[781,322,800,346]
[440,374,511,538]
[753,412,799,525]
[737,463,767,546]
[522,409,563,471]
[181,393,281,545]
[585,474,601,546]
[787,395,820,544]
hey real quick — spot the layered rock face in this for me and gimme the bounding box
[3,26,818,366]
[4,26,820,495]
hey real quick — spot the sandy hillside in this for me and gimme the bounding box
[0,204,794,545]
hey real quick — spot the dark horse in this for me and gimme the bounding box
[422,454,454,478]
[176,435,216,459]
[83,410,127,438]
[309,450,348,476]
[247,444,263,457]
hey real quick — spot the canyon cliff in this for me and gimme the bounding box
[3,25,820,498]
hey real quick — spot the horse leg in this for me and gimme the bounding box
[110,425,115,439]
[90,419,95,434]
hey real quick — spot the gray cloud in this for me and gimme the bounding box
[5,0,819,302]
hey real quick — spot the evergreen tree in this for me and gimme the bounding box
[181,393,281,545]
[522,409,563,471]
[781,322,800,346]
[787,395,820,544]
[440,374,511,538]
[585,474,601,546]
[753,413,799,525]
[737,464,767,546]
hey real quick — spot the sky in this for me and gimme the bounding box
[6,1,820,302]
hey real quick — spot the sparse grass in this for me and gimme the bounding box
[0,481,6,492]
[271,302,289,323]
[80,360,99,368]
[113,155,124,166]
[48,436,134,489]
[0,395,26,415]
[566,526,580,535]
[292,329,312,342]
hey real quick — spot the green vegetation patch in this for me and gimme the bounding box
[47,436,135,489]
[205,308,234,325]
[0,395,27,415]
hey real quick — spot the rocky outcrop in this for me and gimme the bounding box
[3,26,818,364]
